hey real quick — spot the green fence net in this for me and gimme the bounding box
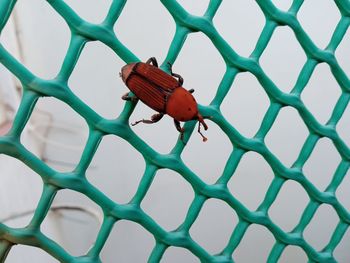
[0,0,350,262]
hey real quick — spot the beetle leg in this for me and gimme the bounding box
[122,92,139,102]
[174,119,185,141]
[188,89,194,93]
[167,61,173,71]
[172,73,184,86]
[167,62,184,86]
[146,57,158,67]
[132,113,164,126]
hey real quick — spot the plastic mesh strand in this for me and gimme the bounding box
[0,0,350,262]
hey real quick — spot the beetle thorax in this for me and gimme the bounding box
[166,87,198,121]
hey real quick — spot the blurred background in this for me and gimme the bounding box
[0,0,349,262]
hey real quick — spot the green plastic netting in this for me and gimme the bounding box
[0,0,350,262]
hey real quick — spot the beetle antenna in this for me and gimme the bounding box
[197,114,208,130]
[197,114,208,142]
[198,122,208,142]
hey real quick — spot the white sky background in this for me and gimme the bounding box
[1,0,350,262]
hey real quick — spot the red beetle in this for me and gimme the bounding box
[120,57,208,141]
